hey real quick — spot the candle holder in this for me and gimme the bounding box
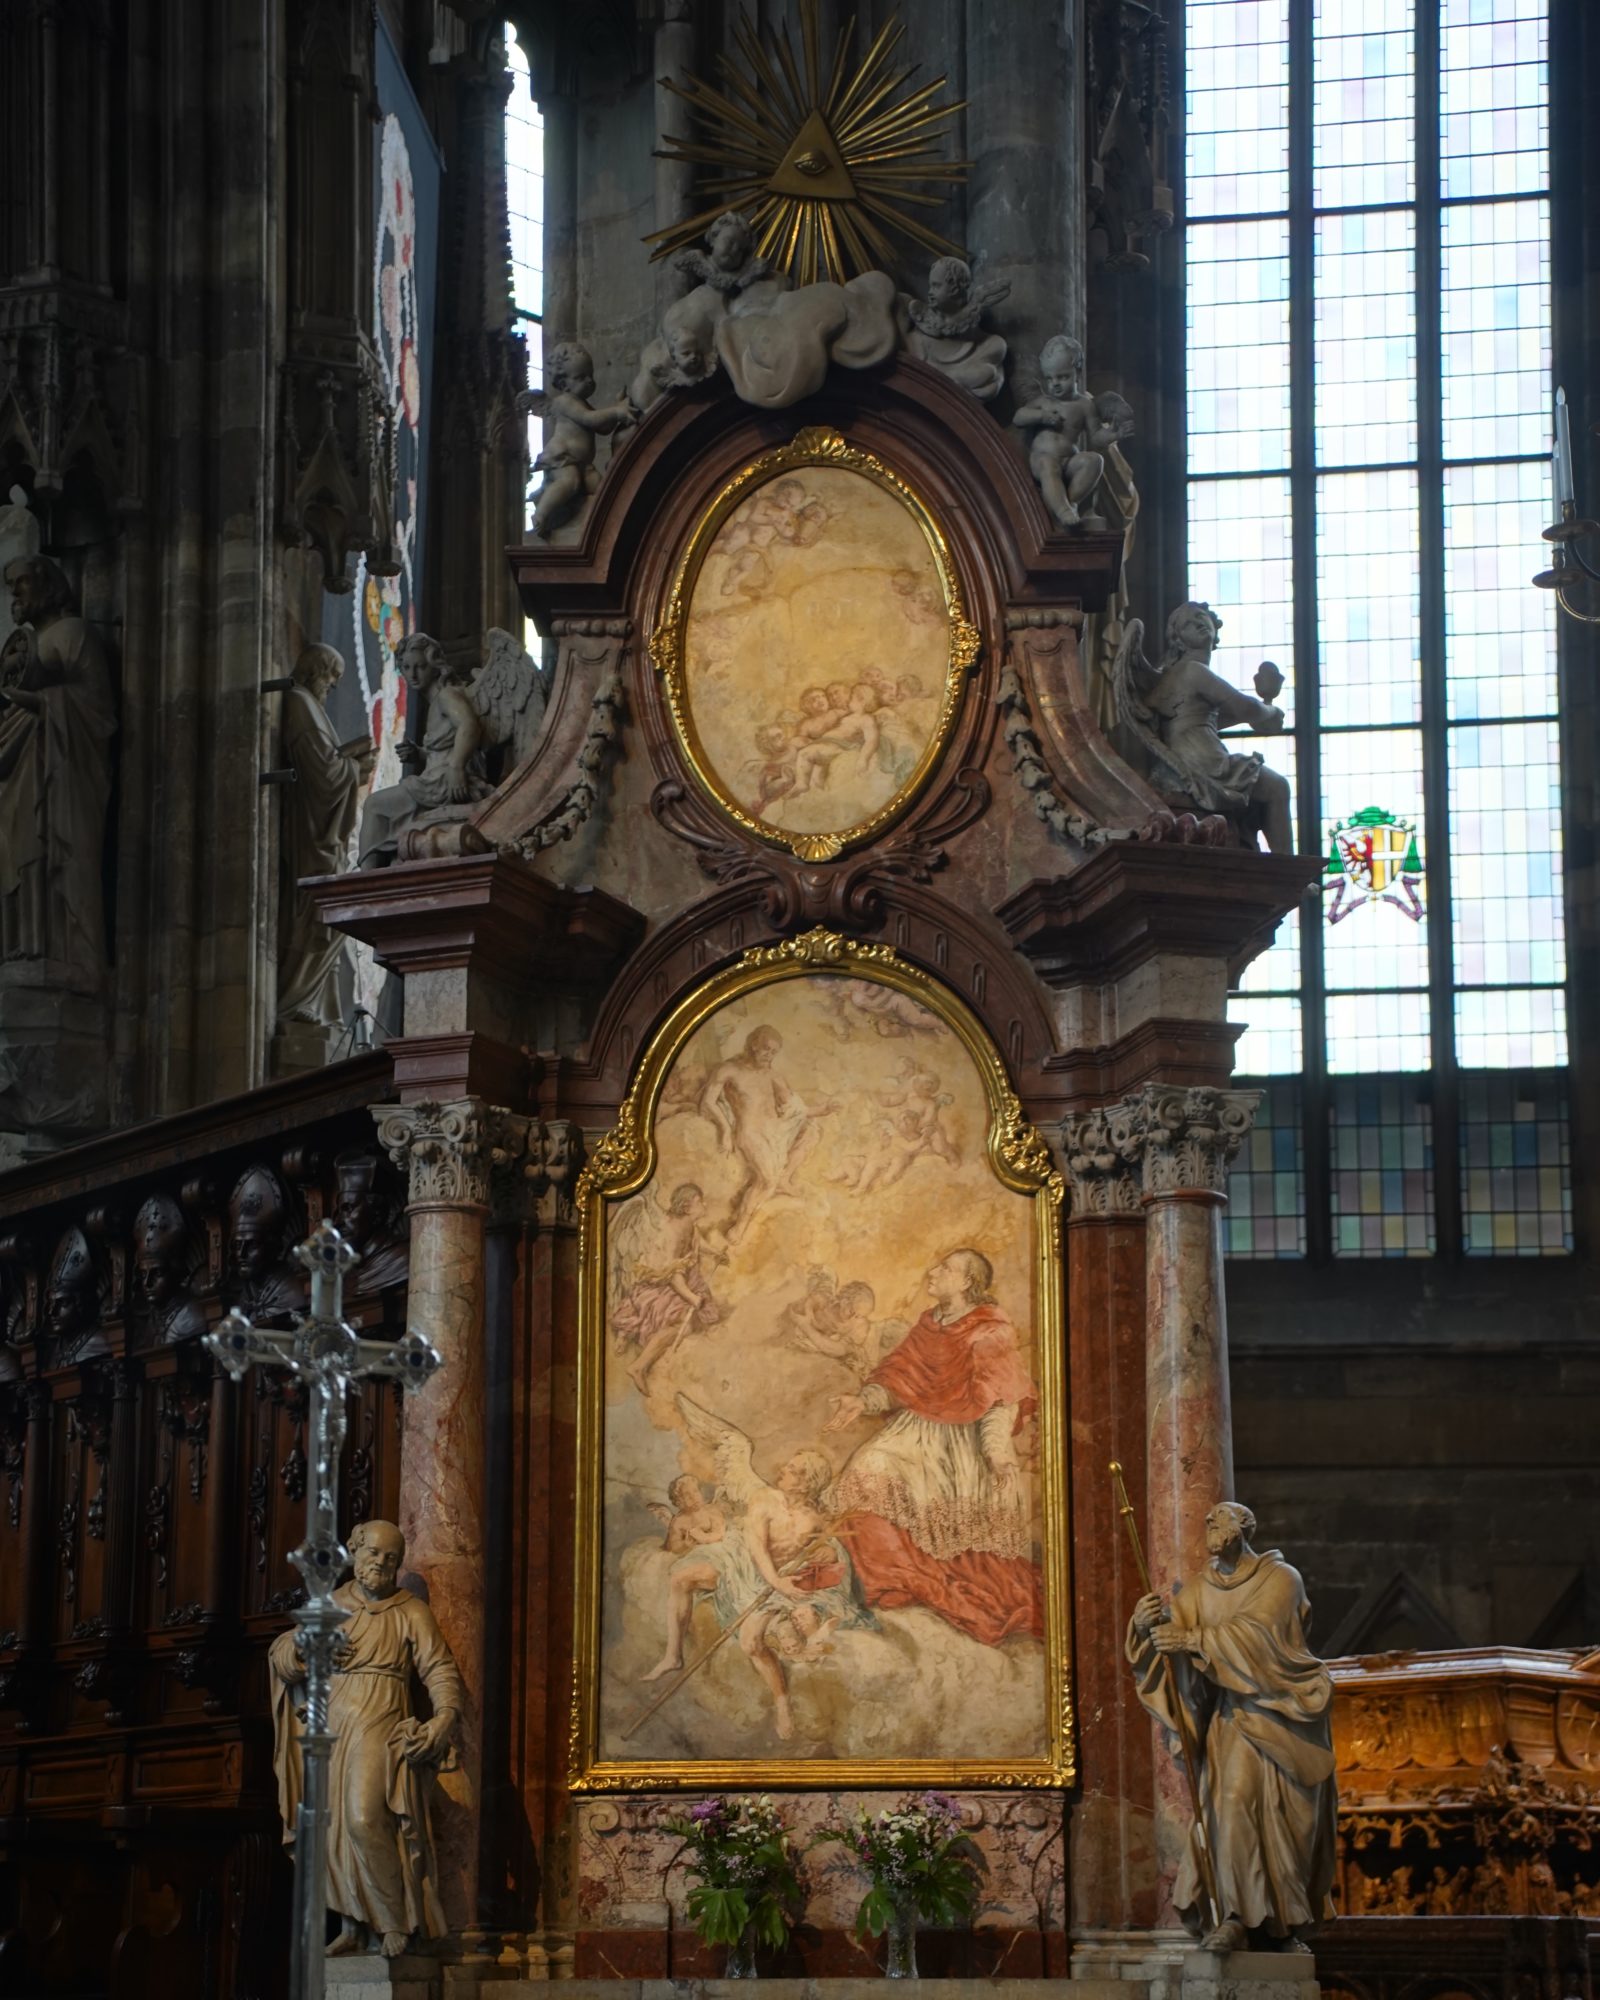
[1533,500,1600,626]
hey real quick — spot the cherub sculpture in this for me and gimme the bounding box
[900,256,1010,401]
[672,209,774,300]
[357,628,545,865]
[518,340,636,538]
[627,292,721,414]
[1112,601,1292,852]
[1011,335,1130,530]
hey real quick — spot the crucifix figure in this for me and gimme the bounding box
[207,1221,443,2000]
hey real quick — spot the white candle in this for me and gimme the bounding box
[1555,385,1575,509]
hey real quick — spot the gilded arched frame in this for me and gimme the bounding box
[570,929,1071,1792]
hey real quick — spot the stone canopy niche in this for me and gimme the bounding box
[309,345,1313,1977]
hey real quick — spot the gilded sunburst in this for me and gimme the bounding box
[645,3,969,286]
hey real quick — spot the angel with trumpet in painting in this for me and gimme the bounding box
[1111,600,1294,853]
[637,1395,873,1742]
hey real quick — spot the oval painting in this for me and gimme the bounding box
[657,434,976,860]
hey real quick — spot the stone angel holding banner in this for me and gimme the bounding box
[639,1393,871,1741]
[357,628,545,865]
[1112,601,1294,853]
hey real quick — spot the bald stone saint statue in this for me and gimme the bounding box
[269,1520,463,1959]
[1126,1500,1338,1955]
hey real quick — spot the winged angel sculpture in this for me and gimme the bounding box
[358,628,545,865]
[638,1392,869,1740]
[1111,601,1293,853]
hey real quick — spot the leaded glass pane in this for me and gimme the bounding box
[1229,992,1304,1076]
[1449,719,1565,987]
[505,30,544,319]
[1444,461,1557,722]
[1313,1,1416,210]
[1187,0,1291,219]
[1327,992,1432,1074]
[1314,209,1418,468]
[1330,1077,1436,1253]
[1440,198,1551,461]
[1459,1072,1571,1252]
[1187,222,1292,475]
[1455,987,1568,1069]
[1236,898,1301,1000]
[1440,0,1549,199]
[1187,476,1296,701]
[1226,1080,1307,1258]
[1316,470,1421,727]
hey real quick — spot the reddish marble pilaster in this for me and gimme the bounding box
[374,1096,531,1937]
[1062,1110,1158,1937]
[1132,1083,1258,1920]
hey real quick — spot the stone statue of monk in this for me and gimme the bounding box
[269,1518,463,1959]
[1126,1500,1337,1955]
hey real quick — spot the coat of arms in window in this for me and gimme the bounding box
[1323,805,1425,924]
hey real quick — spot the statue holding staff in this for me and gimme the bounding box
[1123,1495,1337,1955]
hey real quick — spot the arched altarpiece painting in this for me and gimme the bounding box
[569,932,1072,1789]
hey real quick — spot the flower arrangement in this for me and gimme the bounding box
[819,1791,987,1975]
[663,1794,805,1974]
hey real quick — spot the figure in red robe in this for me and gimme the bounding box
[824,1247,1042,1645]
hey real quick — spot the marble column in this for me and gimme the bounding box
[1062,1109,1156,1939]
[1128,1082,1258,1921]
[373,1096,531,1939]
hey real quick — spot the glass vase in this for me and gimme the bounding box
[884,1897,919,1979]
[724,1923,760,1979]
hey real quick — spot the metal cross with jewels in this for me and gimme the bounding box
[205,1219,442,2000]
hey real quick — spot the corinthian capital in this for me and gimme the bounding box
[371,1099,531,1210]
[1060,1106,1144,1216]
[1131,1084,1260,1198]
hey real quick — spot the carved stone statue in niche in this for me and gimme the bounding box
[1113,601,1293,853]
[520,340,637,539]
[1011,336,1130,531]
[0,555,117,1152]
[1126,1500,1336,1953]
[637,210,899,414]
[268,1518,463,1959]
[357,630,543,867]
[898,257,1010,401]
[1087,0,1175,271]
[276,644,375,1041]
[132,1194,208,1346]
[224,1165,306,1326]
[0,490,40,656]
[45,1226,107,1364]
[333,1151,409,1295]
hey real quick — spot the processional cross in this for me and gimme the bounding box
[206,1221,443,2000]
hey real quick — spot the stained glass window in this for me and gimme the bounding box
[505,24,544,523]
[1188,0,1569,1260]
[1228,1080,1307,1258]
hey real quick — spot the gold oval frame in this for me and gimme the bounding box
[648,426,982,863]
[569,928,1072,1793]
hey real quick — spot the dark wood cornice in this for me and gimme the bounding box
[0,1054,395,1221]
[383,1031,530,1109]
[1044,1016,1245,1110]
[997,843,1319,990]
[304,852,644,987]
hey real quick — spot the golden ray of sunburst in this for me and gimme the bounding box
[644,3,970,286]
